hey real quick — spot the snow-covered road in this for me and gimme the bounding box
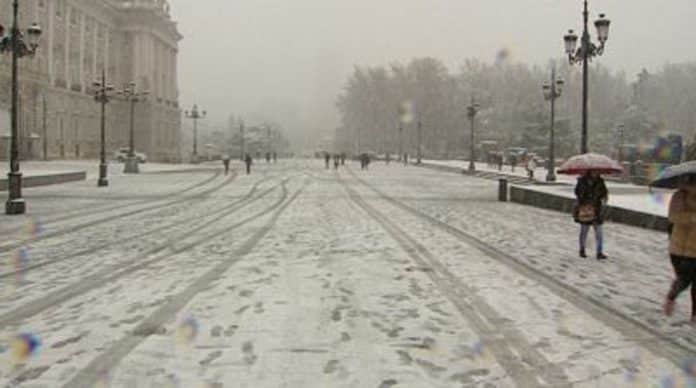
[0,160,692,387]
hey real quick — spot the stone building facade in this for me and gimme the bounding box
[0,0,182,162]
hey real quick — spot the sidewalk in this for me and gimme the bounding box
[422,159,672,217]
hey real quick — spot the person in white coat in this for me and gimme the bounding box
[527,157,537,180]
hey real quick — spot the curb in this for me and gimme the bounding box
[509,185,669,232]
[0,171,87,191]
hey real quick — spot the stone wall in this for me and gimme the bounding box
[509,185,670,232]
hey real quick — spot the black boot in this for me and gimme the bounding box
[597,253,608,260]
[579,249,587,258]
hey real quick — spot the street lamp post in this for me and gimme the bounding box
[42,94,47,161]
[563,0,611,154]
[398,123,403,161]
[184,104,206,163]
[467,97,480,172]
[416,116,422,164]
[120,82,147,174]
[266,125,272,160]
[542,66,565,182]
[616,124,625,163]
[239,120,245,160]
[0,1,42,215]
[93,69,114,187]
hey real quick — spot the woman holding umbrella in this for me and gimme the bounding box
[559,153,623,260]
[574,171,608,259]
[652,161,696,321]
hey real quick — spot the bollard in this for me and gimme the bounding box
[498,178,508,202]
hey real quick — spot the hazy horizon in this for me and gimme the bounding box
[170,0,696,149]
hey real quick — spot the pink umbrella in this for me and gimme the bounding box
[557,153,623,175]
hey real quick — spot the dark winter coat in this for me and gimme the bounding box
[574,175,608,224]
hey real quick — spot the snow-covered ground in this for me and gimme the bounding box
[0,160,692,387]
[423,159,673,217]
[0,159,211,179]
[423,159,576,184]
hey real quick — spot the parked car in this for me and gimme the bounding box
[114,147,147,163]
[504,147,528,163]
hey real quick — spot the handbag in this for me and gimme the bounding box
[577,204,596,223]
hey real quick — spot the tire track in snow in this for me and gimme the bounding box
[0,176,297,329]
[61,180,306,388]
[0,168,222,240]
[0,170,235,254]
[346,167,693,366]
[337,172,569,387]
[0,173,279,281]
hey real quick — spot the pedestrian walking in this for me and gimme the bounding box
[266,152,271,163]
[340,153,346,165]
[403,153,408,166]
[574,171,609,260]
[273,152,277,163]
[244,153,253,175]
[497,153,504,171]
[334,154,340,170]
[663,177,696,321]
[222,155,230,175]
[325,152,331,169]
[527,157,537,180]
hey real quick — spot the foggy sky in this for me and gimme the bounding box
[169,0,696,149]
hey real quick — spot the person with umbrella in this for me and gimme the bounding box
[574,171,608,259]
[652,161,696,321]
[559,153,623,260]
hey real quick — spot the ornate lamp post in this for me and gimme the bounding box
[467,97,480,172]
[0,1,42,215]
[616,123,625,163]
[239,120,245,160]
[542,66,565,182]
[416,115,422,164]
[184,104,206,163]
[93,69,115,187]
[119,82,148,174]
[563,0,611,154]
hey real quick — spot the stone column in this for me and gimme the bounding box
[47,0,54,84]
[92,20,98,78]
[64,4,70,86]
[78,11,85,92]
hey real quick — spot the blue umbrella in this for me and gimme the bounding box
[650,160,696,188]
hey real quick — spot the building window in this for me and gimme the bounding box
[70,9,79,26]
[56,0,64,17]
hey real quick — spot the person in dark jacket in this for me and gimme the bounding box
[324,152,330,169]
[574,170,609,259]
[222,156,230,175]
[244,154,253,175]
